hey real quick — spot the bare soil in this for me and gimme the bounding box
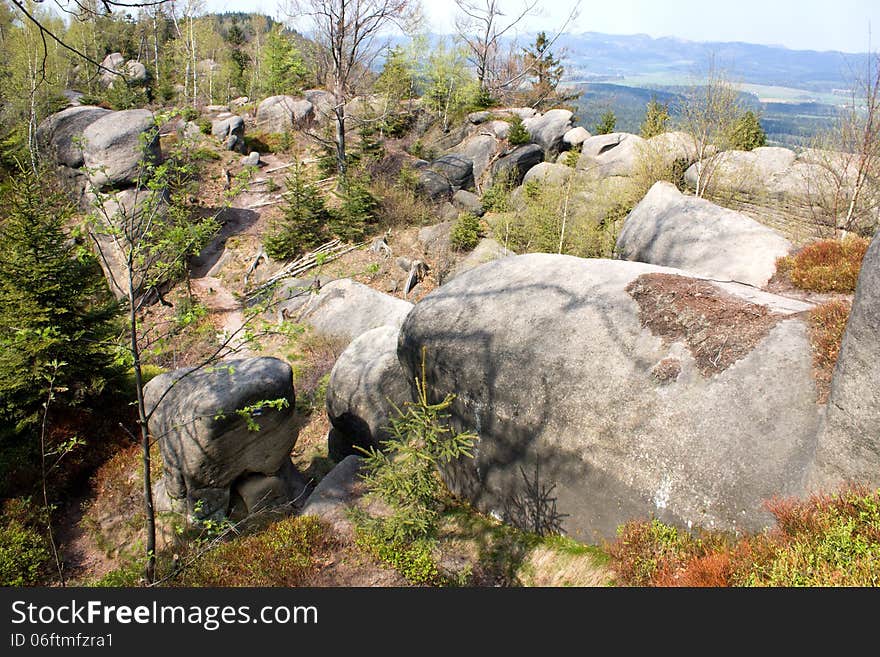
[626,273,786,376]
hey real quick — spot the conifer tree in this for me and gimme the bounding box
[0,171,117,442]
[596,110,616,135]
[729,110,767,151]
[264,160,330,260]
[522,31,565,108]
[640,98,670,139]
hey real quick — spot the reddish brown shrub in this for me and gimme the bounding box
[775,236,869,293]
[807,299,851,402]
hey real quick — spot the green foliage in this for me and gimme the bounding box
[0,171,118,451]
[521,31,567,109]
[259,25,307,97]
[596,110,617,135]
[0,518,50,586]
[507,115,531,146]
[481,170,516,213]
[640,98,670,139]
[423,41,479,132]
[264,161,331,260]
[729,110,767,150]
[450,213,483,251]
[562,149,580,168]
[331,179,379,243]
[353,520,441,585]
[102,80,150,111]
[376,45,418,102]
[357,363,476,544]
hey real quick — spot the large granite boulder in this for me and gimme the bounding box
[397,254,820,541]
[523,109,574,155]
[145,357,298,520]
[445,238,514,282]
[451,133,501,184]
[255,95,314,133]
[292,278,413,347]
[325,325,413,460]
[522,162,575,186]
[563,126,591,149]
[37,106,112,168]
[82,109,160,189]
[492,144,544,186]
[684,146,797,196]
[617,182,792,287]
[809,229,880,489]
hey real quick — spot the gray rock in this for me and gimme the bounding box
[563,126,591,148]
[88,187,168,299]
[211,115,244,141]
[497,107,537,120]
[292,278,413,347]
[684,146,798,195]
[123,60,148,83]
[578,132,647,178]
[230,458,307,518]
[523,109,574,155]
[483,120,511,140]
[302,89,334,123]
[204,104,231,114]
[82,109,160,189]
[430,154,475,191]
[522,161,574,186]
[417,169,452,200]
[809,229,880,489]
[492,144,544,186]
[300,455,365,537]
[225,134,243,152]
[452,189,485,216]
[325,325,413,460]
[145,357,298,520]
[397,254,821,541]
[418,221,453,257]
[468,111,491,124]
[617,182,792,287]
[439,202,460,222]
[645,131,698,165]
[452,134,500,185]
[37,106,111,168]
[99,52,124,85]
[255,95,314,133]
[446,238,514,281]
[241,151,260,167]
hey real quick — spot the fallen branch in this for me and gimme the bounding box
[247,239,365,295]
[265,162,295,174]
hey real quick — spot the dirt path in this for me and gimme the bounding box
[54,491,118,585]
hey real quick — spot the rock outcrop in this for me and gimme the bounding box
[523,109,575,156]
[617,182,792,287]
[577,132,646,179]
[492,144,544,186]
[146,357,299,520]
[37,106,111,168]
[255,95,314,133]
[397,254,820,541]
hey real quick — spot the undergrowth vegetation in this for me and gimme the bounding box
[775,236,869,293]
[609,486,880,586]
[808,300,851,402]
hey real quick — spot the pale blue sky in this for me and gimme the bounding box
[202,0,880,53]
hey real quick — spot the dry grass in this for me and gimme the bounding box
[808,300,852,403]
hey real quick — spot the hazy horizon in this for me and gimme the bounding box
[202,0,880,54]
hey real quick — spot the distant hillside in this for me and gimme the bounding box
[552,31,866,94]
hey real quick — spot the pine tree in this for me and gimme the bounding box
[730,110,767,151]
[264,161,330,260]
[522,31,565,109]
[640,98,670,139]
[260,25,307,96]
[507,115,531,145]
[596,110,617,135]
[0,171,117,438]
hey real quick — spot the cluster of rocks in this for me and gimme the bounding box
[98,52,148,87]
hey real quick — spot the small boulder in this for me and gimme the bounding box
[468,111,491,124]
[492,144,544,186]
[292,278,413,346]
[256,95,314,133]
[523,109,574,155]
[145,357,298,520]
[241,151,260,167]
[522,161,574,186]
[429,154,475,191]
[452,189,485,216]
[417,169,453,200]
[211,115,244,143]
[325,325,413,460]
[563,126,591,149]
[123,60,148,83]
[300,455,365,537]
[452,133,501,185]
[577,132,646,178]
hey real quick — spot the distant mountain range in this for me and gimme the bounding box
[545,32,868,93]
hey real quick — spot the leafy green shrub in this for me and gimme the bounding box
[264,161,331,260]
[775,236,869,293]
[450,213,483,251]
[640,98,670,139]
[197,119,212,135]
[0,517,49,586]
[507,115,531,146]
[562,149,580,168]
[481,169,516,213]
